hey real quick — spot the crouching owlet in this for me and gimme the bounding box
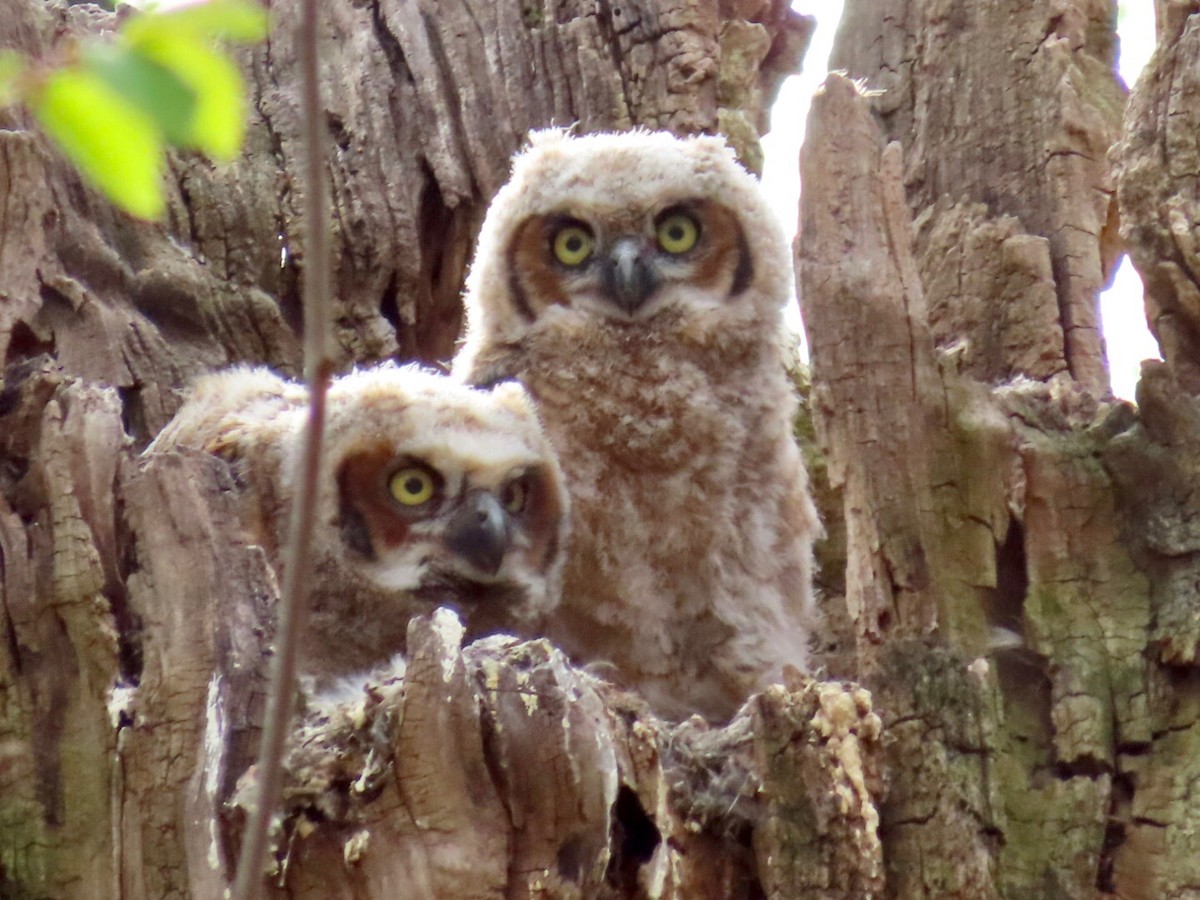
[148,363,569,689]
[454,129,822,721]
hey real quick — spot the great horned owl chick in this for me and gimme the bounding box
[454,129,822,721]
[149,363,569,688]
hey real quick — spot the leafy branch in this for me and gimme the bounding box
[230,0,331,895]
[0,0,267,218]
[5,2,334,895]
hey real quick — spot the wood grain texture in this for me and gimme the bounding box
[1105,8,1200,893]
[798,70,1159,898]
[1113,0,1200,394]
[797,1,1200,889]
[831,0,1125,393]
[230,615,885,899]
[0,2,884,896]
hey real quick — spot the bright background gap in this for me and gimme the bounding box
[762,1,1159,401]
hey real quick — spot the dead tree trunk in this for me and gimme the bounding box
[0,0,1193,897]
[804,1,1200,898]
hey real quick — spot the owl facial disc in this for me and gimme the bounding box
[148,362,569,686]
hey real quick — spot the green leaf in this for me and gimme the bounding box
[82,42,197,147]
[118,0,265,160]
[32,68,165,218]
[129,33,247,159]
[125,0,268,45]
[18,0,267,218]
[0,51,23,106]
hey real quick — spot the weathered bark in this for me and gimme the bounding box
[0,0,890,897]
[831,0,1124,394]
[1114,1,1200,394]
[1106,4,1200,897]
[3,0,1199,896]
[220,615,883,899]
[796,1,1200,897]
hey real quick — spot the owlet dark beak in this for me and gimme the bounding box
[445,491,509,576]
[602,238,659,315]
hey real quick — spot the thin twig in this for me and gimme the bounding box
[231,0,330,894]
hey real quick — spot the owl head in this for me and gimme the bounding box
[456,128,795,377]
[311,365,567,626]
[152,363,569,641]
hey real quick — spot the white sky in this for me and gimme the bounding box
[763,1,1159,401]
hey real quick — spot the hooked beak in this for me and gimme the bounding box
[444,491,509,576]
[601,238,659,315]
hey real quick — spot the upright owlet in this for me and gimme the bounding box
[454,129,821,721]
[148,363,569,689]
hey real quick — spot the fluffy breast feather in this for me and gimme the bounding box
[467,311,820,720]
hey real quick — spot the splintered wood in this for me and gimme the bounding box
[798,2,1200,896]
[224,610,885,899]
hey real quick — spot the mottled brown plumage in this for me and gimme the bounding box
[455,129,821,720]
[148,363,568,690]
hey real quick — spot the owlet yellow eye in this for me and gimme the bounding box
[656,213,699,255]
[388,466,436,507]
[501,478,528,514]
[552,225,594,267]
